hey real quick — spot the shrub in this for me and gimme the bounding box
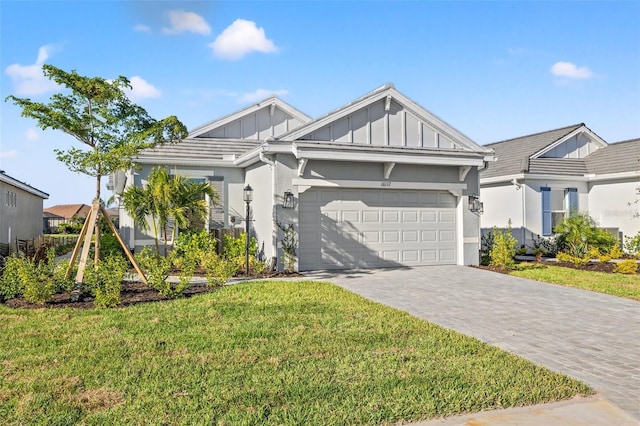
[99,233,125,260]
[489,221,517,269]
[613,259,639,275]
[0,256,26,300]
[201,252,237,287]
[276,221,298,271]
[598,245,623,263]
[624,231,640,255]
[480,230,494,266]
[554,212,617,257]
[174,229,217,265]
[84,256,127,308]
[557,251,589,266]
[135,247,177,298]
[530,234,558,257]
[223,232,265,275]
[0,249,72,304]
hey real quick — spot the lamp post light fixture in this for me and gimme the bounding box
[282,190,295,209]
[243,184,253,276]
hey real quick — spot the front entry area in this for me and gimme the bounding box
[297,188,457,271]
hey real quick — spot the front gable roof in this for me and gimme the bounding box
[188,96,312,140]
[481,123,605,179]
[0,170,49,199]
[278,83,490,154]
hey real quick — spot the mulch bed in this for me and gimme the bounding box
[2,270,304,310]
[477,259,637,275]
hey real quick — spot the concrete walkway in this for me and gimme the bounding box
[303,266,640,424]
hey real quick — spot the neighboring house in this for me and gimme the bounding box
[480,123,640,247]
[43,203,92,233]
[0,170,49,255]
[114,84,494,270]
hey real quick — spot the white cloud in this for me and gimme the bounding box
[4,45,60,95]
[127,76,162,100]
[0,150,18,159]
[238,88,288,103]
[163,10,211,35]
[25,128,40,141]
[550,61,594,79]
[210,19,277,60]
[134,24,151,33]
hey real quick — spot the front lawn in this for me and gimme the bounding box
[0,280,591,425]
[511,263,640,301]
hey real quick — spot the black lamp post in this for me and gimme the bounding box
[243,184,253,276]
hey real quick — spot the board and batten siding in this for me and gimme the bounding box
[200,107,304,140]
[298,98,456,149]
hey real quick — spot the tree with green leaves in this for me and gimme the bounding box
[6,65,188,283]
[122,166,216,256]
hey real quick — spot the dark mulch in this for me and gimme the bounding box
[478,259,636,275]
[2,270,304,310]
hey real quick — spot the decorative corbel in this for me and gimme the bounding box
[298,158,308,177]
[383,162,396,180]
[459,166,471,182]
[385,95,392,111]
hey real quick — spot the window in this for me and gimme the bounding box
[542,187,578,235]
[5,190,16,207]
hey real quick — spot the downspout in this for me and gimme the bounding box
[259,149,278,269]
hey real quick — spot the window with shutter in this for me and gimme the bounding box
[209,176,225,229]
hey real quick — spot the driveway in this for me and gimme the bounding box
[303,266,640,420]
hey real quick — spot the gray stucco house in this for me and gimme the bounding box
[0,170,49,255]
[480,123,640,247]
[114,84,494,270]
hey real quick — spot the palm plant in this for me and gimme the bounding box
[122,167,216,256]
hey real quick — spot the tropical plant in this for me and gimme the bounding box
[5,64,187,278]
[554,212,617,257]
[122,167,216,256]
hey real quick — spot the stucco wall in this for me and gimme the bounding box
[0,181,45,246]
[589,179,640,238]
[244,162,274,261]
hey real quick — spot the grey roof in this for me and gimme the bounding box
[137,138,261,161]
[585,138,640,174]
[481,123,584,178]
[528,158,588,175]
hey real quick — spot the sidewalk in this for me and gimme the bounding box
[414,395,637,426]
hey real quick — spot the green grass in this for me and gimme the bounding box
[511,263,640,301]
[0,281,591,425]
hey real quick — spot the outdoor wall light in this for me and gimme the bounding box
[282,190,295,209]
[468,195,484,215]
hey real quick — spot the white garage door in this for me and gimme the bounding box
[298,188,457,271]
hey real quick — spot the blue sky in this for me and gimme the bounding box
[1,1,639,207]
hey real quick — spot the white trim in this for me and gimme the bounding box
[481,170,640,186]
[279,85,492,154]
[456,197,464,265]
[292,178,467,192]
[136,157,235,167]
[189,97,312,138]
[0,173,49,199]
[531,126,608,159]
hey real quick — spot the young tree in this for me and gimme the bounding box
[6,65,188,283]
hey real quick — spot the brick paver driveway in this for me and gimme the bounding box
[304,265,640,419]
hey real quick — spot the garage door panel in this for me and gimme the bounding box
[439,211,455,222]
[362,211,380,223]
[382,211,399,223]
[299,189,457,270]
[439,230,455,242]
